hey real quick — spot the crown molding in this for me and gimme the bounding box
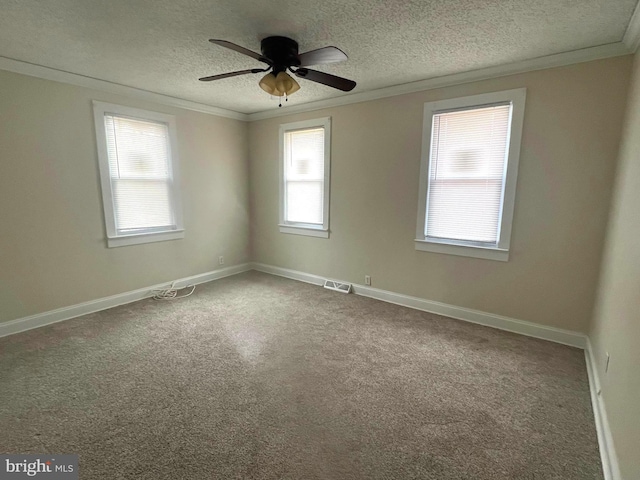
[1,41,632,123]
[247,42,631,121]
[0,56,249,121]
[623,0,640,53]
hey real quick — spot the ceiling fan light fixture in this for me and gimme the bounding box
[275,71,300,96]
[259,72,278,95]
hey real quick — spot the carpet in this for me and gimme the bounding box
[0,271,603,479]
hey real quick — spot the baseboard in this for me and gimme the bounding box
[250,262,587,348]
[0,263,252,338]
[585,339,621,480]
[252,262,327,286]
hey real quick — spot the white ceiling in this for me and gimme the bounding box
[0,0,638,114]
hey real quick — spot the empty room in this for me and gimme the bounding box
[1,1,639,479]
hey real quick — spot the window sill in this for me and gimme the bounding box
[279,224,329,238]
[107,229,185,248]
[414,239,509,262]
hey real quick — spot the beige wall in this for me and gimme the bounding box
[0,69,250,324]
[250,56,632,333]
[590,53,640,480]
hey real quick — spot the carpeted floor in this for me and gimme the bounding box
[0,271,602,479]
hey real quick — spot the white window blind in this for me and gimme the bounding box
[426,103,512,245]
[104,115,176,234]
[284,127,325,224]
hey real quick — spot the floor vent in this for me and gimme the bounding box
[323,280,352,294]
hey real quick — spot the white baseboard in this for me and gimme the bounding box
[0,263,252,338]
[2,259,587,347]
[585,339,621,480]
[252,262,327,286]
[251,262,587,348]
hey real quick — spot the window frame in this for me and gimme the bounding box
[92,101,184,248]
[278,117,331,238]
[415,88,526,262]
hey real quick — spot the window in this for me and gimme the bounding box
[279,117,331,238]
[415,89,526,261]
[93,101,184,248]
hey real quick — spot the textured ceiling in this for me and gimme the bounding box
[0,0,637,114]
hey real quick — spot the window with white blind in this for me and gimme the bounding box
[416,89,526,261]
[93,102,184,248]
[279,117,331,238]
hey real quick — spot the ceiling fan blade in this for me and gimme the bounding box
[208,39,271,64]
[199,68,266,82]
[294,68,356,92]
[298,46,348,67]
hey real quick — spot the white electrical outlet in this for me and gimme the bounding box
[364,275,371,286]
[219,256,224,265]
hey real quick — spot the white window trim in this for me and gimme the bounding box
[278,117,331,239]
[92,101,184,248]
[415,88,526,262]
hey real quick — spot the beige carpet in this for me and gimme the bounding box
[0,271,602,479]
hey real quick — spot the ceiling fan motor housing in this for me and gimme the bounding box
[261,36,301,72]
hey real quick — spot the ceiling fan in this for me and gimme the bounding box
[199,36,356,106]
